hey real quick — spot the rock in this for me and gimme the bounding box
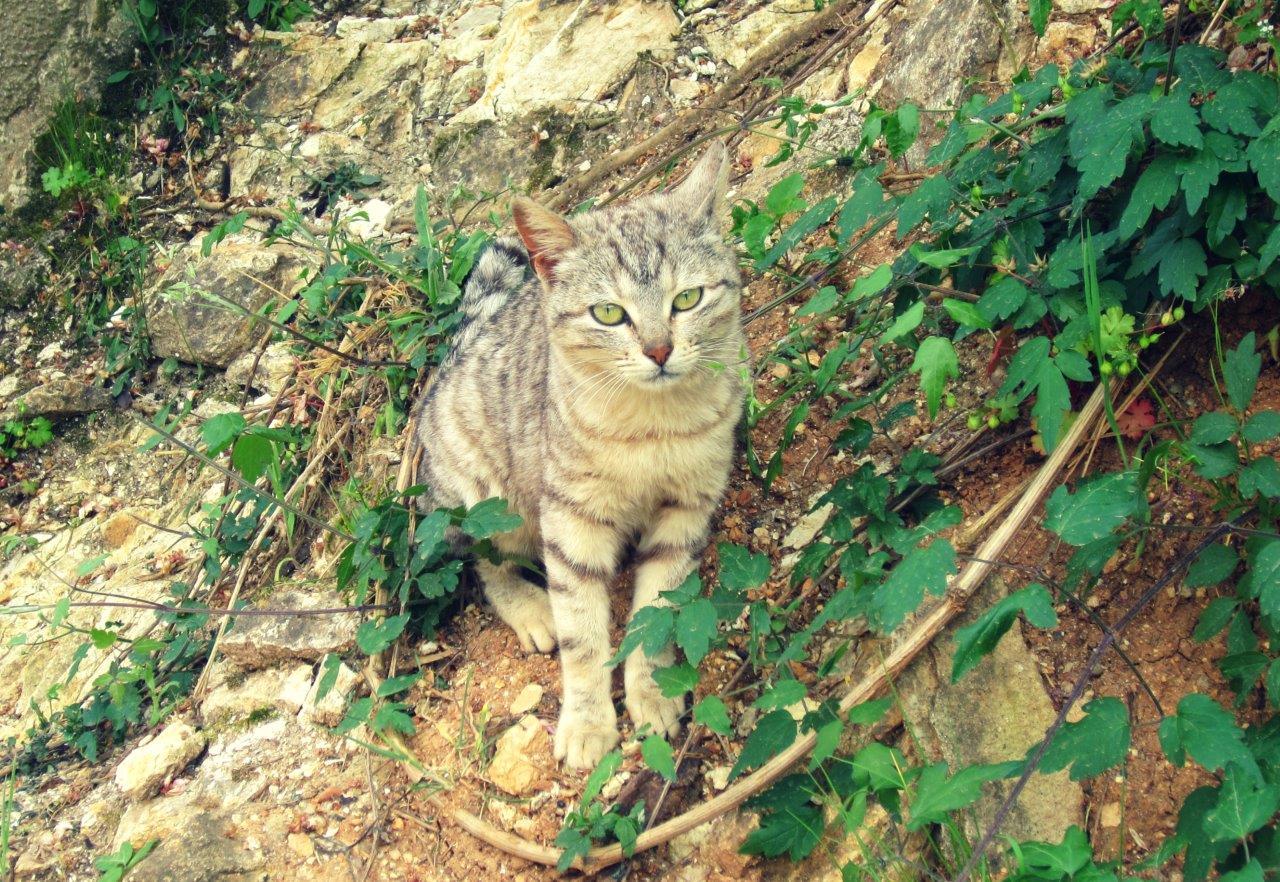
[895,576,1084,843]
[1037,21,1098,63]
[202,663,314,723]
[0,375,112,421]
[704,1,817,69]
[300,659,360,727]
[100,510,141,550]
[114,720,208,800]
[114,793,207,850]
[487,715,551,796]
[125,813,261,882]
[782,499,834,549]
[1056,0,1108,10]
[454,0,680,122]
[145,235,302,367]
[286,831,316,858]
[0,2,135,208]
[509,683,544,715]
[217,589,358,668]
[224,343,297,396]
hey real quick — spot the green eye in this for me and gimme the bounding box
[590,302,627,325]
[672,287,703,312]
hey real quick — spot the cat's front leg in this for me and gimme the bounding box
[624,498,715,740]
[543,513,623,769]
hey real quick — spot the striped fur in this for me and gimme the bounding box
[413,144,746,769]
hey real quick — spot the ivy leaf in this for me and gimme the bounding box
[907,761,1022,829]
[718,543,771,591]
[1157,238,1208,299]
[952,584,1058,682]
[356,614,410,655]
[1044,472,1145,545]
[873,539,956,632]
[911,337,959,419]
[880,301,925,345]
[1017,826,1093,877]
[1117,156,1179,239]
[731,710,797,779]
[611,605,675,665]
[694,696,733,735]
[653,662,699,698]
[1203,765,1280,840]
[641,734,677,781]
[1223,332,1260,412]
[1184,543,1239,588]
[1150,92,1203,148]
[460,498,523,538]
[1163,693,1260,779]
[1037,697,1130,780]
[675,598,718,665]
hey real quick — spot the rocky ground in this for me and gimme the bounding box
[0,0,1267,879]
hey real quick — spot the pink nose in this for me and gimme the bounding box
[643,343,673,366]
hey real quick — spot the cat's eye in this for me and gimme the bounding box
[672,287,703,312]
[590,302,627,325]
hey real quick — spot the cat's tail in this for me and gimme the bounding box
[459,236,529,325]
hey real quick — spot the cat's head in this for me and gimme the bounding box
[511,143,743,391]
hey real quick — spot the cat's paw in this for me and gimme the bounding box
[507,594,558,654]
[625,682,684,741]
[554,711,620,769]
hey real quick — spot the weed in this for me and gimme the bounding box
[94,839,157,882]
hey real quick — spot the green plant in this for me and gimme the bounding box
[245,0,313,30]
[94,839,157,882]
[0,415,54,458]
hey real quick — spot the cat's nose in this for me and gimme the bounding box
[643,342,673,366]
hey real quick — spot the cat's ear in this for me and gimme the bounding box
[512,198,575,282]
[675,141,730,226]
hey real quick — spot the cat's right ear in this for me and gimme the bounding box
[512,198,575,283]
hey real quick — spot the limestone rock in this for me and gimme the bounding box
[0,375,112,421]
[217,589,358,668]
[0,2,135,208]
[144,235,302,367]
[509,683,544,716]
[202,663,313,724]
[114,793,206,850]
[704,1,817,69]
[300,659,360,727]
[114,720,207,800]
[125,813,261,882]
[224,343,297,396]
[487,714,551,796]
[454,0,680,123]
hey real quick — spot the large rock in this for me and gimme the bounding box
[144,235,301,367]
[704,0,818,69]
[124,813,261,882]
[0,1,135,209]
[201,663,313,724]
[896,576,1084,843]
[217,588,358,668]
[114,720,207,801]
[0,374,112,421]
[453,0,680,123]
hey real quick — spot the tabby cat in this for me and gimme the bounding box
[413,143,746,769]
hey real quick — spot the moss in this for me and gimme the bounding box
[524,109,587,193]
[429,119,493,165]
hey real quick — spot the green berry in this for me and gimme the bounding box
[1173,305,1186,321]
[1100,360,1114,377]
[987,414,1000,429]
[1161,311,1174,326]
[1139,335,1151,349]
[967,414,982,431]
[1117,361,1132,377]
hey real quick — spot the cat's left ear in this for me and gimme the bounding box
[512,197,576,283]
[675,141,730,228]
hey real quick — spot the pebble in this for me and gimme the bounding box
[510,683,544,715]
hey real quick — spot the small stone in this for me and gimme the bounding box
[202,663,313,723]
[218,589,358,668]
[487,715,551,796]
[706,765,731,791]
[782,501,834,549]
[224,343,297,396]
[287,832,316,858]
[1099,802,1121,827]
[509,683,544,716]
[114,721,207,801]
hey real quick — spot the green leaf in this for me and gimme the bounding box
[460,498,523,538]
[896,174,951,238]
[1259,226,1280,274]
[873,539,956,632]
[372,703,415,735]
[755,679,806,711]
[911,337,959,419]
[851,742,909,792]
[846,697,893,726]
[1044,472,1145,545]
[1240,457,1280,500]
[718,543,771,591]
[1017,826,1093,877]
[90,628,118,649]
[884,103,920,157]
[653,662,699,698]
[1028,0,1051,35]
[1177,146,1224,215]
[977,275,1028,323]
[1037,697,1130,780]
[201,412,246,455]
[1206,186,1247,245]
[740,801,824,860]
[880,301,925,345]
[641,734,677,781]
[1185,543,1239,588]
[231,434,274,483]
[910,244,979,269]
[675,598,718,665]
[764,174,806,216]
[835,168,886,246]
[1249,128,1280,202]
[1203,765,1280,840]
[376,672,422,697]
[808,719,843,770]
[731,710,797,779]
[355,614,410,655]
[1168,693,1259,778]
[1150,92,1203,148]
[1190,411,1237,445]
[1157,238,1208,299]
[1185,441,1239,480]
[611,605,675,665]
[907,761,1022,829]
[941,298,990,330]
[1241,411,1280,443]
[77,554,109,577]
[757,196,838,270]
[1032,359,1070,453]
[952,584,1058,682]
[1193,597,1238,642]
[333,696,373,734]
[849,264,893,301]
[694,695,733,735]
[582,749,623,803]
[1255,540,1280,622]
[1202,77,1262,136]
[1118,156,1179,239]
[795,285,838,318]
[1223,332,1260,412]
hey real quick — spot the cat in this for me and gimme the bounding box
[412,143,746,769]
